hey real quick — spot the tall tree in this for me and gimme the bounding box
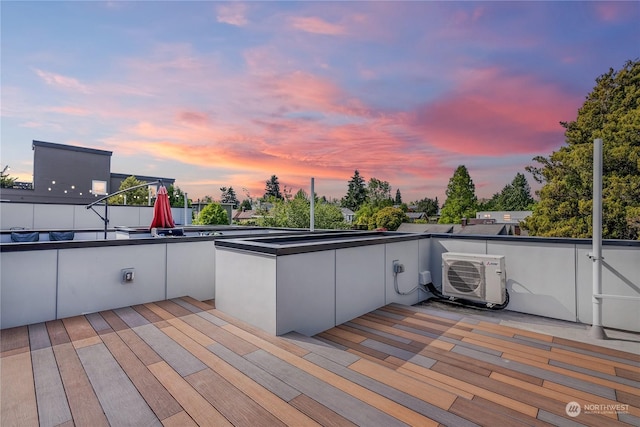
[524,59,640,239]
[264,175,283,200]
[395,189,402,205]
[367,177,392,208]
[482,173,535,211]
[220,186,239,208]
[341,170,367,211]
[439,166,478,224]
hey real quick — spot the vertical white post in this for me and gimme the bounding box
[590,138,605,339]
[184,192,188,226]
[310,177,315,232]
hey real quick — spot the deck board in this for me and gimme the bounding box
[186,368,286,426]
[1,351,39,427]
[31,347,72,427]
[52,342,109,427]
[2,297,638,427]
[100,331,183,420]
[76,342,160,426]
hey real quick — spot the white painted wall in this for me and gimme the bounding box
[385,240,422,306]
[277,251,336,335]
[0,203,34,230]
[1,250,58,328]
[487,240,577,321]
[215,249,277,334]
[576,245,640,331]
[57,245,167,318]
[335,245,385,325]
[167,240,215,300]
[2,233,637,334]
[0,202,191,231]
[431,236,639,332]
[1,239,214,328]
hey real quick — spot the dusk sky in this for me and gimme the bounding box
[2,1,638,204]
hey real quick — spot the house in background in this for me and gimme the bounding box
[405,211,426,222]
[475,211,533,235]
[340,207,355,223]
[0,140,174,204]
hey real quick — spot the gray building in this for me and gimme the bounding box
[0,140,174,204]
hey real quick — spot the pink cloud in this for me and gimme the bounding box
[216,3,249,26]
[46,106,91,116]
[408,67,580,156]
[592,2,631,23]
[177,111,210,127]
[33,69,91,94]
[289,16,346,35]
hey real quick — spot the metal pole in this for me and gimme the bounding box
[310,177,315,232]
[184,192,188,225]
[590,138,605,339]
[104,202,108,240]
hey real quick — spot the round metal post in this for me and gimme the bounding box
[590,138,605,339]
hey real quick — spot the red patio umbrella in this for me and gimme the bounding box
[150,185,175,229]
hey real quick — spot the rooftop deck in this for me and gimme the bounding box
[2,297,639,426]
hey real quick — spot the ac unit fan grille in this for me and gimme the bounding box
[447,260,482,293]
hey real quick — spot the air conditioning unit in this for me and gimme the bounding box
[441,253,506,305]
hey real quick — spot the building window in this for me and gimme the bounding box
[503,214,511,222]
[92,180,107,195]
[483,214,491,218]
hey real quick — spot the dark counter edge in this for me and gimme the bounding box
[3,231,639,254]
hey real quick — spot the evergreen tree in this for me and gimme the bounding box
[524,59,640,239]
[220,186,239,208]
[341,170,367,211]
[482,173,535,211]
[395,189,402,205]
[264,175,283,200]
[239,199,252,211]
[413,197,439,216]
[439,166,477,224]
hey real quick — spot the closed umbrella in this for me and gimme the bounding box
[150,185,175,229]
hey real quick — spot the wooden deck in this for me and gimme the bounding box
[2,297,639,427]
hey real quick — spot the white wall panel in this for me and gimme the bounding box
[576,245,640,332]
[1,250,58,328]
[167,241,215,300]
[0,203,34,229]
[33,204,75,229]
[385,240,421,305]
[336,245,385,325]
[57,245,166,318]
[488,241,577,321]
[73,205,106,228]
[215,249,277,334]
[276,251,335,336]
